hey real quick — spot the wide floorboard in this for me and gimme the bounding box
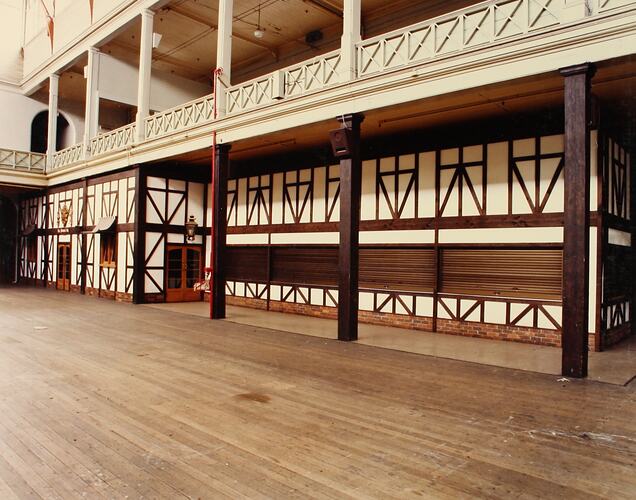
[0,287,634,499]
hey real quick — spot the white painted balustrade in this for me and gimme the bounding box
[357,0,570,77]
[89,123,136,157]
[51,143,84,170]
[0,148,46,172]
[145,94,215,140]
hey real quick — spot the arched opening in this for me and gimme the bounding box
[0,195,17,284]
[30,111,70,153]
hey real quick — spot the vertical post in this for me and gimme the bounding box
[341,0,361,81]
[136,9,154,143]
[215,0,233,117]
[560,63,595,378]
[81,178,88,294]
[336,113,363,341]
[46,74,59,170]
[631,147,636,338]
[84,47,100,156]
[211,144,230,319]
[133,166,147,304]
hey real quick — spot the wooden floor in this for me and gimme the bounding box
[0,287,635,499]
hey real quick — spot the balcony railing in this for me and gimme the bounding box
[6,0,635,177]
[51,143,84,170]
[90,123,136,157]
[357,0,567,77]
[226,50,344,114]
[0,148,46,172]
[145,94,215,140]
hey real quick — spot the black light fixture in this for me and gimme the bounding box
[185,215,198,241]
[329,127,353,158]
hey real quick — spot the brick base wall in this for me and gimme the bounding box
[224,296,573,348]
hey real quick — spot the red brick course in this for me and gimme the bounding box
[224,296,588,349]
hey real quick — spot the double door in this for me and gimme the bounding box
[56,243,71,291]
[166,245,202,302]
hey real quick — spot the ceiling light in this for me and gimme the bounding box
[254,2,264,39]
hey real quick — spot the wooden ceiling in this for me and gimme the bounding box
[99,0,476,86]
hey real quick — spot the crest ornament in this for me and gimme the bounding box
[58,204,72,227]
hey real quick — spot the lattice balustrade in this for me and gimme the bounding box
[0,148,46,172]
[226,74,277,114]
[285,51,343,97]
[90,123,136,157]
[595,0,636,12]
[358,0,568,77]
[145,94,215,140]
[51,143,84,170]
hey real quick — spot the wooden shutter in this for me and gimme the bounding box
[359,248,435,292]
[271,246,338,286]
[604,245,632,301]
[441,248,562,300]
[226,246,268,282]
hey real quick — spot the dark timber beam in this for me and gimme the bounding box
[334,113,364,341]
[211,144,230,319]
[560,63,596,378]
[132,166,146,304]
[80,178,88,294]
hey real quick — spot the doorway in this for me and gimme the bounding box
[166,245,202,302]
[57,243,71,291]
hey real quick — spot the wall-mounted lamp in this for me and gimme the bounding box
[329,127,353,158]
[152,32,163,49]
[185,215,198,241]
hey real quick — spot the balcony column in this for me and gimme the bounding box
[210,144,230,319]
[135,9,154,143]
[83,47,100,157]
[340,0,361,81]
[46,74,59,170]
[215,0,233,117]
[334,113,364,341]
[560,63,596,378]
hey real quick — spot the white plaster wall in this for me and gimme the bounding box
[0,0,23,82]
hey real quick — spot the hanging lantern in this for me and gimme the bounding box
[185,215,198,241]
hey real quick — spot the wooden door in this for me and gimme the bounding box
[56,243,71,291]
[166,245,202,302]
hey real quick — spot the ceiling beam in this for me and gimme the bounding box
[164,5,278,57]
[301,0,342,19]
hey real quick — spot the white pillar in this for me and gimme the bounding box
[215,0,233,117]
[46,73,59,169]
[135,9,154,142]
[84,47,100,156]
[341,0,361,81]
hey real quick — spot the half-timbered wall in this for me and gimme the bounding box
[143,175,206,301]
[599,132,633,348]
[224,132,603,348]
[85,174,136,300]
[18,171,136,302]
[18,195,46,284]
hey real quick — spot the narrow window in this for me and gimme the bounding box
[100,233,116,267]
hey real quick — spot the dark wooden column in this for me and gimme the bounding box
[132,166,147,304]
[211,143,230,319]
[560,63,596,378]
[80,178,88,294]
[334,113,364,341]
[631,146,636,338]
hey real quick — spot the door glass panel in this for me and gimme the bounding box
[167,248,182,289]
[186,249,201,288]
[64,246,71,280]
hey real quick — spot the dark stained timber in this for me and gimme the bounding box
[560,63,595,378]
[212,144,230,319]
[336,114,364,341]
